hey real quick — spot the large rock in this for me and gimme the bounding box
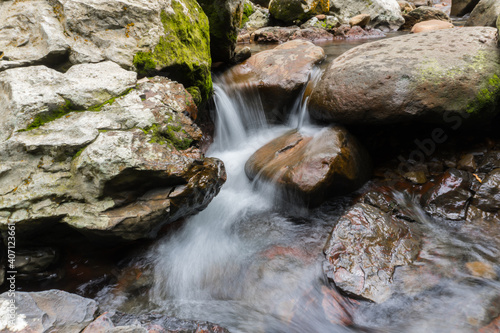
[329,0,404,31]
[0,0,70,71]
[268,0,330,23]
[0,0,212,102]
[245,127,371,205]
[323,203,421,303]
[0,66,226,241]
[451,0,480,16]
[411,19,455,33]
[0,290,97,333]
[230,39,325,120]
[198,0,244,63]
[309,27,500,125]
[401,6,451,30]
[466,0,500,27]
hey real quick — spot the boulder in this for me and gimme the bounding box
[244,8,271,31]
[333,25,386,38]
[0,0,69,71]
[398,1,417,13]
[309,27,500,125]
[451,0,480,16]
[401,6,451,30]
[411,19,455,33]
[268,0,330,23]
[466,0,500,27]
[0,290,97,333]
[230,39,325,120]
[197,0,244,63]
[0,0,213,102]
[245,127,371,205]
[329,0,404,31]
[252,26,334,43]
[323,203,421,303]
[0,67,226,241]
[301,15,340,30]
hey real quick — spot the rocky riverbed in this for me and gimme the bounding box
[1,0,500,332]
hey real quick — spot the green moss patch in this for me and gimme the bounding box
[19,99,74,132]
[133,0,212,102]
[466,74,500,114]
[241,2,255,28]
[143,122,193,150]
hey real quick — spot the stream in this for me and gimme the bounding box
[91,37,500,333]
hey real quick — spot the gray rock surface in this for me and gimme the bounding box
[309,27,500,125]
[0,71,226,241]
[451,0,480,16]
[0,290,97,333]
[466,0,500,27]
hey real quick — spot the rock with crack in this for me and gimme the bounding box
[0,66,226,241]
[323,203,421,303]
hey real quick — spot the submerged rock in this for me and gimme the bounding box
[245,127,371,205]
[466,0,500,27]
[230,39,325,121]
[0,290,97,333]
[323,203,421,303]
[0,69,226,241]
[309,27,500,125]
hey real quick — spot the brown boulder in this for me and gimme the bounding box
[401,6,451,30]
[451,0,480,16]
[411,19,454,32]
[244,126,371,205]
[349,14,371,27]
[230,39,325,121]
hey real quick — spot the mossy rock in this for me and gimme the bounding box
[269,0,318,23]
[132,0,212,102]
[197,0,244,63]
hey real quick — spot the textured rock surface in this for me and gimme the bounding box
[329,0,404,31]
[0,70,226,241]
[230,39,324,120]
[466,0,500,27]
[401,6,451,30]
[323,203,421,303]
[198,0,244,63]
[451,0,480,16]
[0,0,212,102]
[268,0,330,23]
[0,290,97,333]
[472,168,500,212]
[309,27,500,125]
[245,127,371,205]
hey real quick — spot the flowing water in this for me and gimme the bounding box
[94,39,500,333]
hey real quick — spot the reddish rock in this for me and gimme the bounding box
[245,127,371,205]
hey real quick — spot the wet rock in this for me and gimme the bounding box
[291,28,335,41]
[309,27,500,125]
[230,39,324,120]
[466,0,500,27]
[472,169,500,212]
[268,0,330,23]
[232,46,252,64]
[253,26,300,43]
[323,203,421,303]
[451,0,480,16]
[245,127,371,206]
[198,0,244,63]
[466,261,497,279]
[403,170,428,184]
[466,204,500,223]
[478,151,500,173]
[109,312,230,333]
[411,19,455,33]
[0,290,97,333]
[349,14,371,27]
[0,74,226,241]
[0,0,69,71]
[333,25,386,38]
[479,314,500,333]
[401,6,451,30]
[457,153,478,172]
[420,168,473,220]
[329,0,404,31]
